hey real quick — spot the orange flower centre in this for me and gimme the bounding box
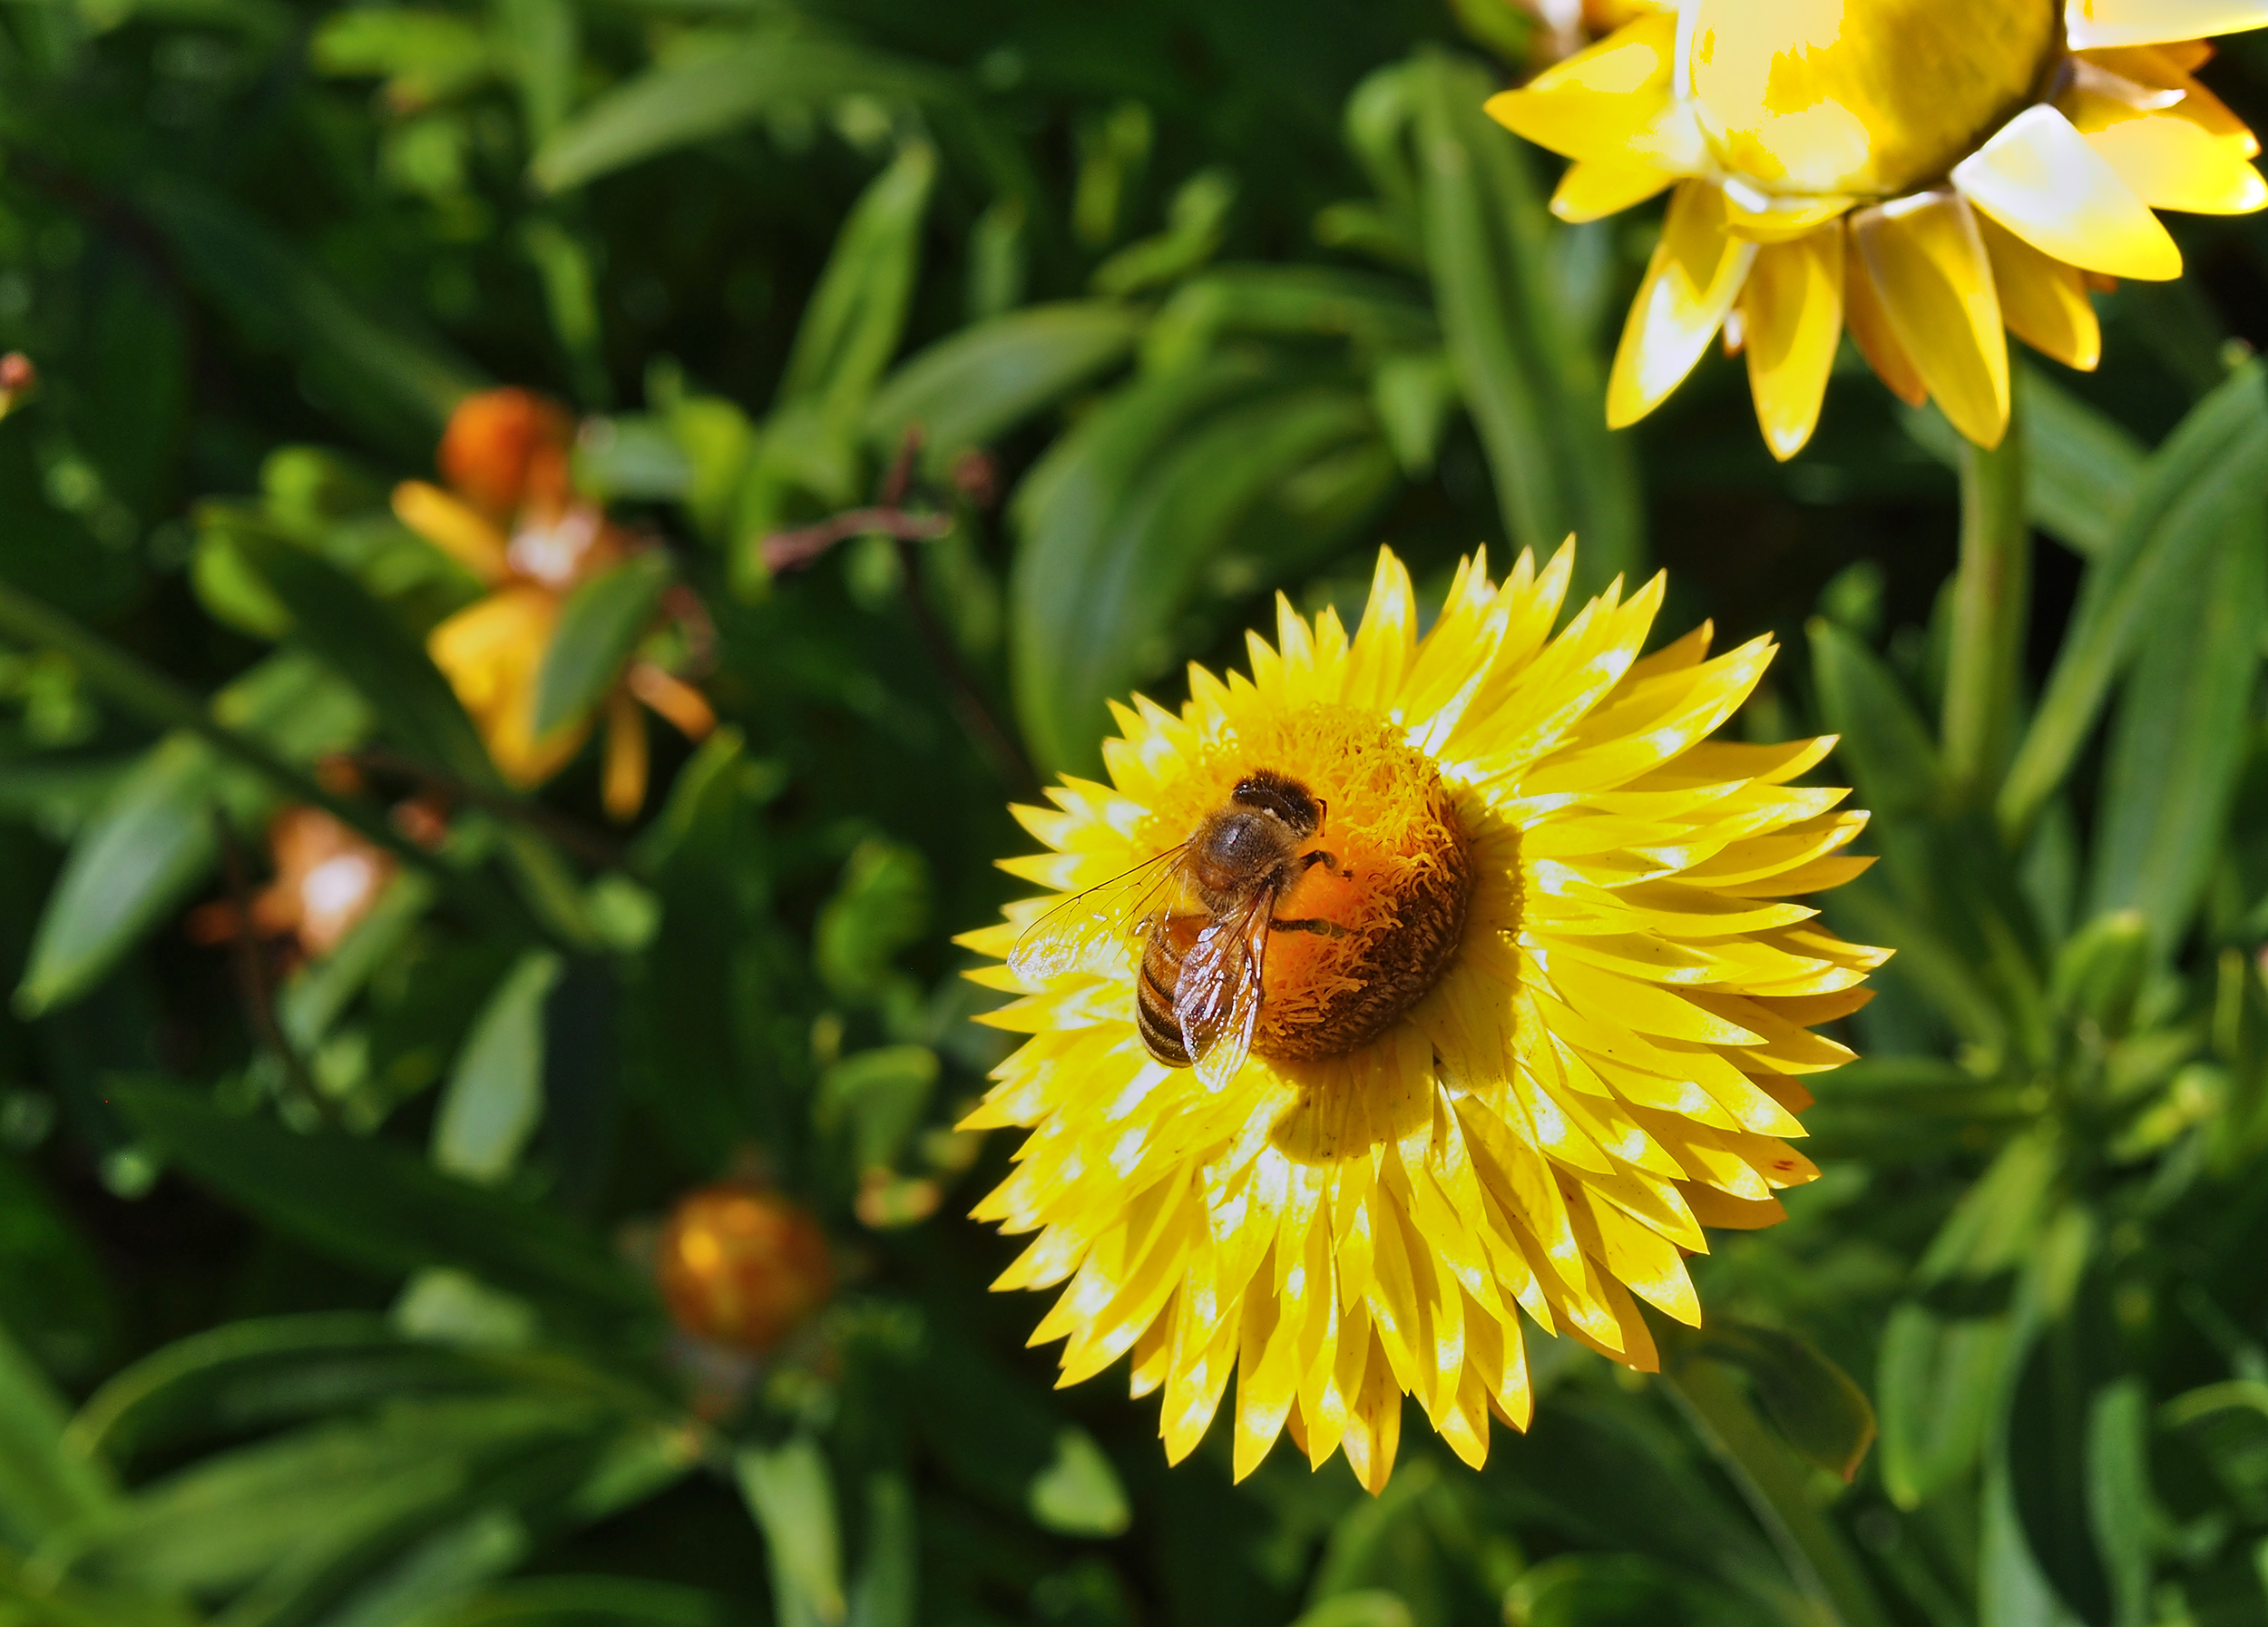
[1687,0,2061,197]
[1139,704,1475,1063]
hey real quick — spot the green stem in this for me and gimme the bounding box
[0,577,538,944]
[1940,407,2030,809]
[1658,1359,1893,1627]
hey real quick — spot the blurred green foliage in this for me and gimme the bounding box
[1,0,2267,1623]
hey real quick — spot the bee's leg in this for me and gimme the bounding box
[1269,916,1349,938]
[1299,849,1341,874]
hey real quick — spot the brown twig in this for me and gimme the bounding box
[213,813,330,1124]
[759,507,953,575]
[344,749,627,870]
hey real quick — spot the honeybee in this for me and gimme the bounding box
[1010,769,1344,1088]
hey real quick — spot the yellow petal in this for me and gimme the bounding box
[1607,181,1757,428]
[1722,185,1857,245]
[2074,102,2268,213]
[1951,103,2182,281]
[603,687,648,822]
[1853,191,2009,449]
[1483,13,1686,165]
[1977,214,2103,370]
[393,480,510,584]
[1843,229,1928,408]
[2077,48,2259,157]
[2067,0,2268,49]
[1741,230,1844,462]
[1551,158,1675,224]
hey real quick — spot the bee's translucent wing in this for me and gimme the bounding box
[1182,885,1274,1092]
[1007,845,1188,981]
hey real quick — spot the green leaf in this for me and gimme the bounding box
[1290,1592,1414,1627]
[133,181,482,441]
[846,1473,915,1627]
[0,1317,113,1549]
[2086,1379,2153,1627]
[1809,616,1944,820]
[2050,911,2150,1036]
[532,32,953,194]
[1407,50,1643,598]
[814,840,929,1006]
[15,652,368,1016]
[1999,360,2268,840]
[533,554,674,739]
[1090,168,1237,297]
[15,737,222,1019]
[238,531,500,787]
[1025,1427,1129,1539]
[1693,1320,1878,1483]
[323,1506,532,1627]
[737,1436,846,1627]
[776,142,936,424]
[863,302,1144,470]
[279,871,439,1052]
[1139,265,1439,377]
[2087,498,2265,956]
[430,1577,723,1625]
[815,1046,936,1175]
[432,951,564,1185]
[308,9,494,103]
[112,1082,654,1320]
[1009,362,1383,774]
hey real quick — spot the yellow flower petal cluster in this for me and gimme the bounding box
[1488,1,2268,456]
[958,544,1885,1492]
[396,388,716,819]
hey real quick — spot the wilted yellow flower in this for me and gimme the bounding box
[397,388,716,819]
[1488,2,2268,456]
[959,544,1883,1492]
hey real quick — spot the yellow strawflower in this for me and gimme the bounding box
[1487,2,2268,456]
[958,544,1884,1492]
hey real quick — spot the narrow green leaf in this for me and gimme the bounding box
[737,1436,846,1627]
[1090,168,1237,297]
[133,181,482,438]
[323,1506,532,1627]
[2087,500,2265,955]
[239,532,499,787]
[2000,361,2268,839]
[1290,1593,1414,1627]
[777,142,936,422]
[863,302,1143,469]
[532,553,673,739]
[308,9,494,103]
[1139,265,1439,377]
[846,1474,915,1627]
[433,951,564,1185]
[0,1318,113,1549]
[112,1082,654,1318]
[815,1046,936,1175]
[15,738,222,1019]
[1695,1320,1878,1483]
[2086,1379,2153,1627]
[532,32,952,193]
[1408,50,1643,597]
[1010,364,1381,773]
[1808,617,1944,819]
[1025,1427,1129,1539]
[429,1576,722,1626]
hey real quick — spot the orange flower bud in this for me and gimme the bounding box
[657,1185,833,1353]
[438,387,575,521]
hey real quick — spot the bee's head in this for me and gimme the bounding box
[1230,769,1324,838]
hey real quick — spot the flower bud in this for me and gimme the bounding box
[438,387,575,521]
[657,1185,833,1353]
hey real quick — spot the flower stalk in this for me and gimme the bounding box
[1941,401,2031,809]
